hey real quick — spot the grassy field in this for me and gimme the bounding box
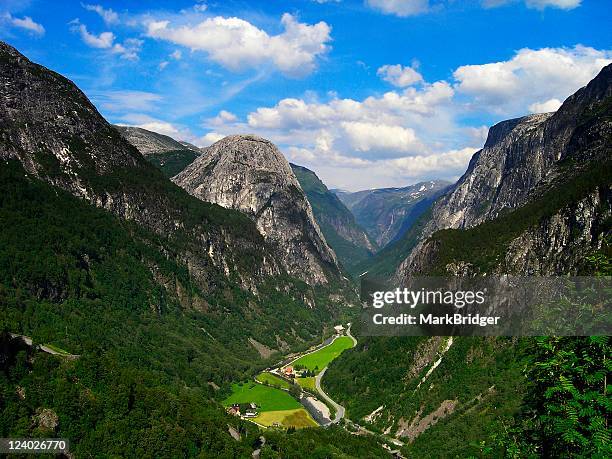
[296,377,316,392]
[223,382,301,412]
[292,336,354,373]
[256,372,291,390]
[255,409,318,428]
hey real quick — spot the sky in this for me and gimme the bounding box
[1,0,610,190]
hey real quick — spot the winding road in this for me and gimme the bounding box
[313,323,356,425]
[314,367,344,425]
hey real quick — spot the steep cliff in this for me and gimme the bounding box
[291,163,375,272]
[335,181,450,248]
[397,63,612,277]
[173,135,342,285]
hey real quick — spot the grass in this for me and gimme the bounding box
[44,343,70,355]
[255,409,318,428]
[292,336,355,373]
[296,377,316,392]
[222,382,301,412]
[256,372,291,390]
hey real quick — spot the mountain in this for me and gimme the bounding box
[0,40,354,375]
[173,135,343,286]
[397,63,612,278]
[114,125,201,177]
[290,163,375,273]
[325,64,612,458]
[0,39,385,458]
[334,181,451,248]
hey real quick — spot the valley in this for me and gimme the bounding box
[0,15,610,458]
[223,325,356,430]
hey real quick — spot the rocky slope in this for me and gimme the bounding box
[291,163,375,272]
[397,63,612,277]
[334,181,450,248]
[115,125,201,177]
[173,135,341,285]
[114,125,200,155]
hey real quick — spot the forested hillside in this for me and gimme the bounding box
[291,163,375,273]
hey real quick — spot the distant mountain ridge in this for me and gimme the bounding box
[114,125,201,155]
[290,163,375,273]
[114,125,201,177]
[334,181,451,248]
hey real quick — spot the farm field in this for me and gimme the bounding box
[256,372,291,390]
[222,382,301,412]
[296,377,316,392]
[292,336,354,373]
[255,409,318,428]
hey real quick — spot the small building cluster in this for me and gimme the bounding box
[227,403,259,418]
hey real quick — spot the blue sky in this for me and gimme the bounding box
[1,0,610,189]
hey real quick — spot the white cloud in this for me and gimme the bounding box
[484,0,581,10]
[525,0,581,10]
[391,147,478,178]
[116,114,198,143]
[209,110,238,126]
[453,46,612,115]
[199,132,226,145]
[74,22,115,48]
[366,0,430,17]
[170,50,182,60]
[72,21,142,59]
[246,81,454,132]
[4,13,45,35]
[377,64,423,87]
[111,38,143,60]
[158,61,169,70]
[205,45,610,188]
[132,121,180,137]
[92,90,163,112]
[145,13,331,77]
[528,98,562,113]
[193,3,208,13]
[341,121,422,156]
[83,4,120,25]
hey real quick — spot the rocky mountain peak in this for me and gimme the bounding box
[397,63,612,277]
[173,134,340,285]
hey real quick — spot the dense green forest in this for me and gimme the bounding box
[145,149,200,178]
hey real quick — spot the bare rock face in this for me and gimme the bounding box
[114,125,201,156]
[398,63,612,277]
[173,135,340,285]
